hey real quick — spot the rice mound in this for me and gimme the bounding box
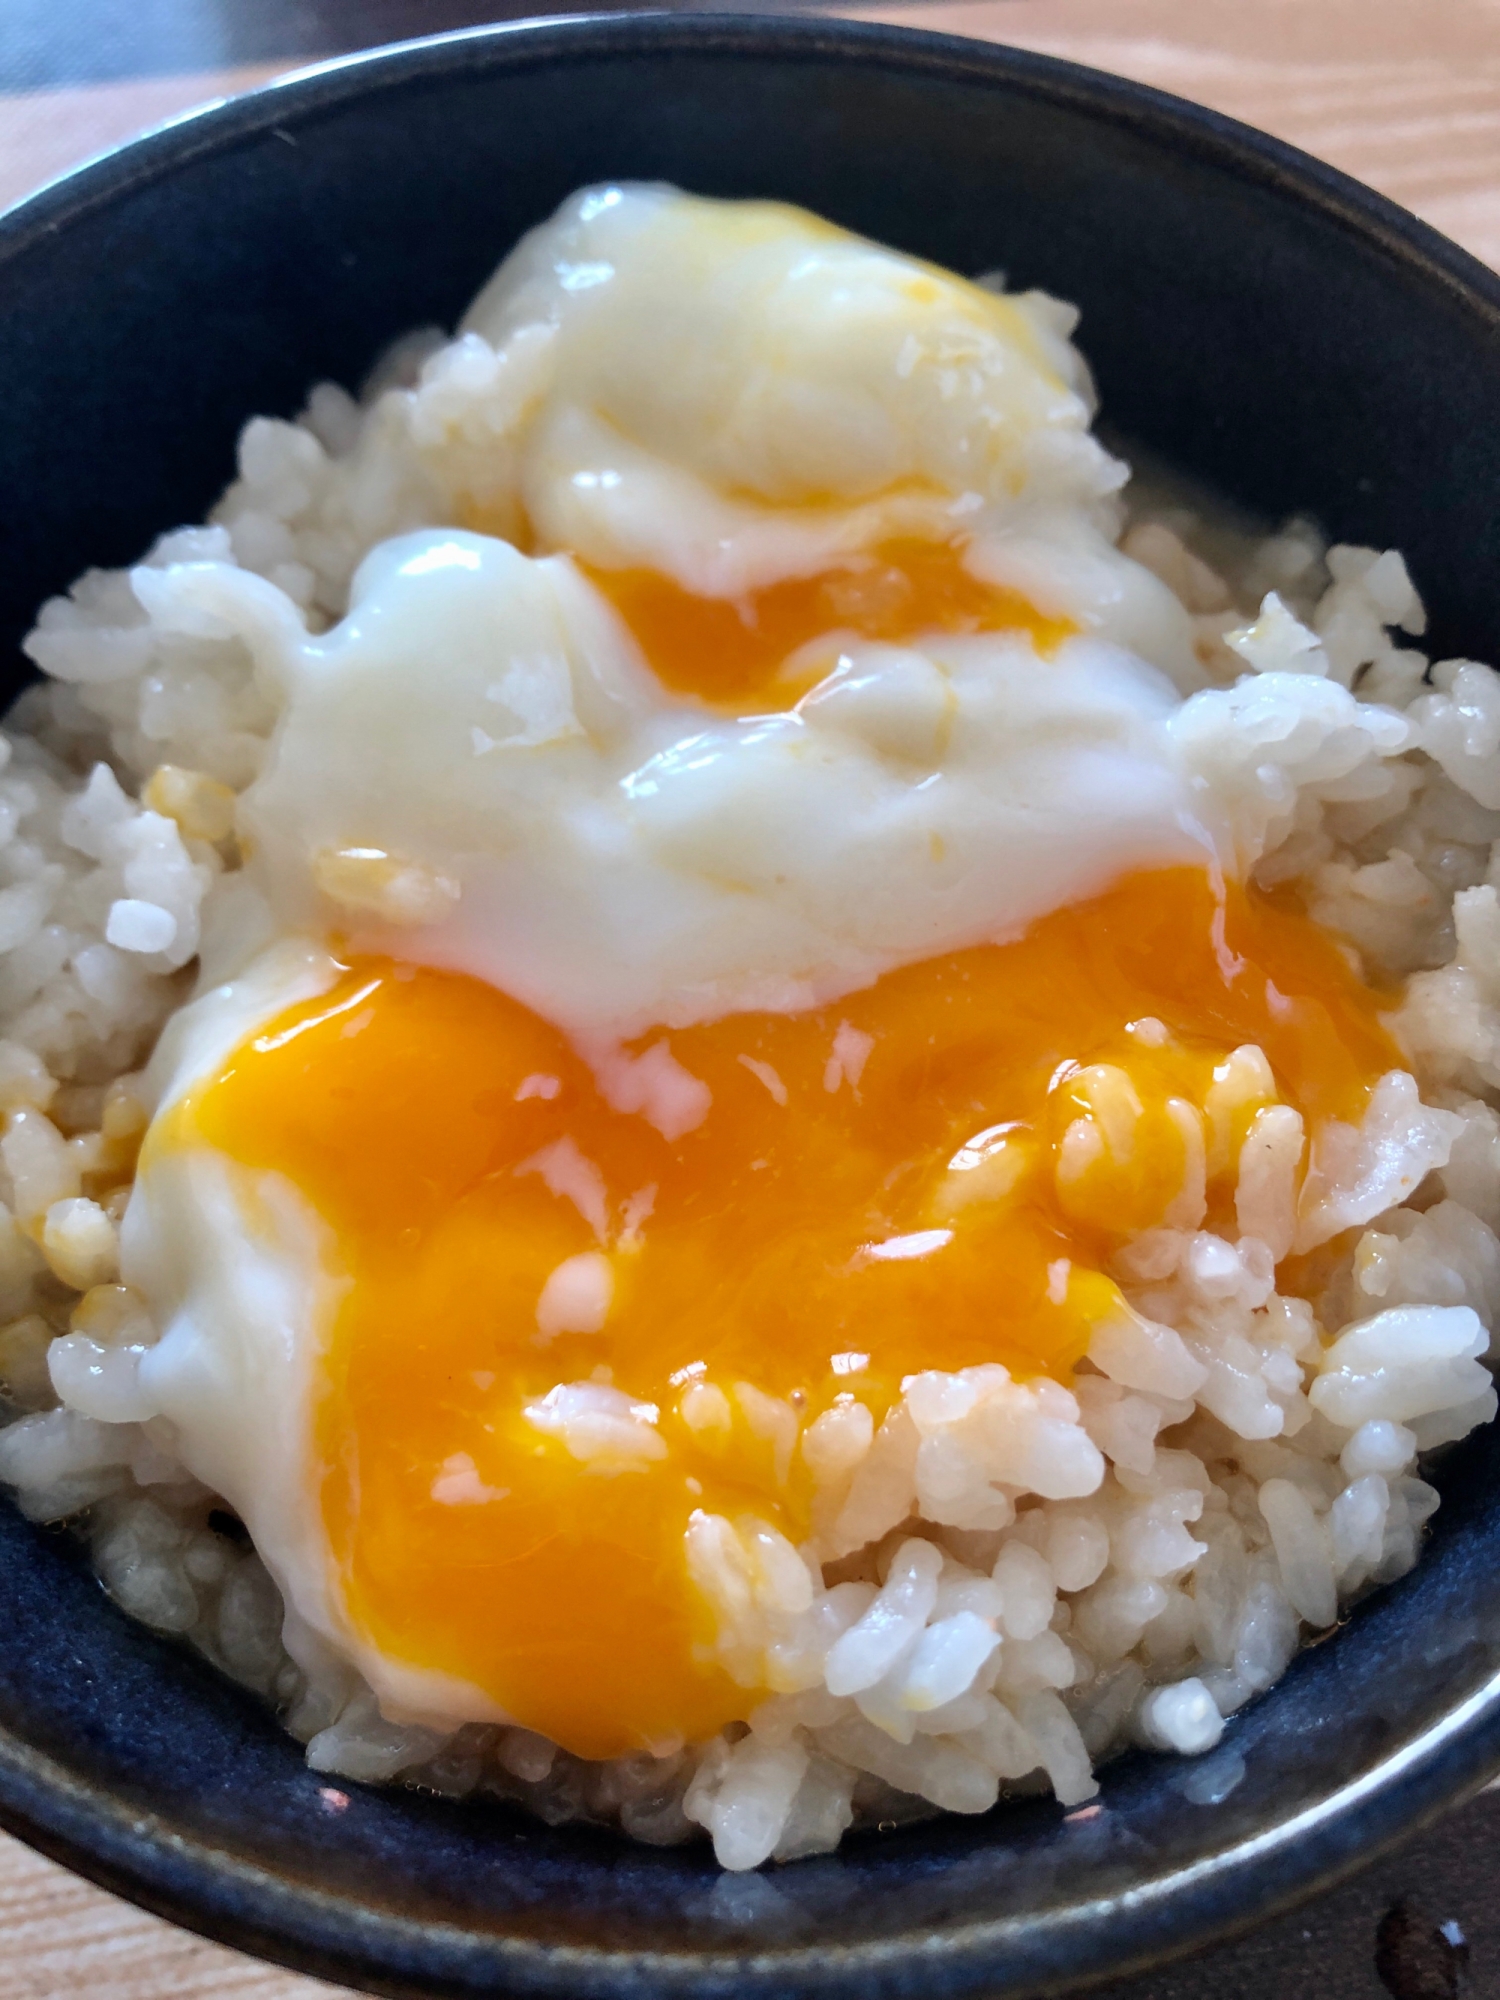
[2,337,1500,1870]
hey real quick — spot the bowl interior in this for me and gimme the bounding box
[3,18,1500,1999]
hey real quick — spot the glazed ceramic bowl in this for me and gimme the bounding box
[3,16,1500,1998]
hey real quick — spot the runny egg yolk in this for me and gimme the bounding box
[582,536,1073,710]
[153,868,1399,1760]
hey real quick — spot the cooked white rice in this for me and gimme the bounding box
[1,332,1498,1872]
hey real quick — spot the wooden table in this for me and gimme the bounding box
[1,3,1498,1994]
[5,0,1500,264]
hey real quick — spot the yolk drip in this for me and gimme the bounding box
[582,536,1073,710]
[163,867,1398,1761]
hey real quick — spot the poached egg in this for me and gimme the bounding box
[88,187,1399,1759]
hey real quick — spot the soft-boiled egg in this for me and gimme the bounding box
[158,524,1206,1041]
[109,186,1400,1760]
[126,870,1397,1756]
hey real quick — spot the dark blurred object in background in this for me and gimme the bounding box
[2,0,809,90]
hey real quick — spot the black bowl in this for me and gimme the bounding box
[3,16,1500,1999]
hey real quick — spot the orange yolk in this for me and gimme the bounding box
[157,867,1398,1761]
[581,536,1072,711]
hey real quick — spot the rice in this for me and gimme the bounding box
[0,330,1498,1871]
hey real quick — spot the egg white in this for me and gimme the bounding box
[142,523,1209,1043]
[110,945,507,1730]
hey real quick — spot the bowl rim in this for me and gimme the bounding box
[5,13,1500,1998]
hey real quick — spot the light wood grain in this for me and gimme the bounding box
[0,4,1497,1994]
[3,1,1500,265]
[0,66,284,217]
[851,0,1500,268]
[0,1833,346,1999]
